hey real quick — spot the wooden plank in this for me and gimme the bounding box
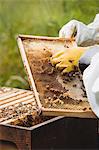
[0,95,34,109]
[42,107,96,118]
[0,91,33,105]
[0,91,26,103]
[0,89,19,99]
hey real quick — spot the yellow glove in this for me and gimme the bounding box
[50,47,87,73]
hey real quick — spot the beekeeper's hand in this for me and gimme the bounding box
[50,47,87,74]
[83,51,99,117]
[59,14,99,46]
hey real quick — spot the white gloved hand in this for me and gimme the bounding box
[83,49,99,117]
[59,14,99,45]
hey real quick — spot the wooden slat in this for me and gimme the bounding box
[0,91,33,106]
[0,95,34,109]
[42,107,96,118]
[0,88,19,99]
[0,89,32,100]
[0,91,26,103]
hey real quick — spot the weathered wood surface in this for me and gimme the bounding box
[0,124,31,150]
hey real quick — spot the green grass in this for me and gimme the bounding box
[0,0,99,89]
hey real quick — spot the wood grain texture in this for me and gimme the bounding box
[0,124,31,150]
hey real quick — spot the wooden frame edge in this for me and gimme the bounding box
[17,36,42,112]
[41,107,96,118]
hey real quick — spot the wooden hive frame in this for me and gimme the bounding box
[17,34,96,118]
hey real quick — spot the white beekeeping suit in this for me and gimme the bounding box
[59,14,99,45]
[59,14,99,117]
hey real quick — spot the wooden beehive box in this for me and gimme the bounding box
[0,35,99,150]
[0,88,98,150]
[17,34,96,118]
[0,87,62,149]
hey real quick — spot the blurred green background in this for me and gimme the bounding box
[0,0,99,89]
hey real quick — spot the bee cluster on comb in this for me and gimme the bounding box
[26,44,91,113]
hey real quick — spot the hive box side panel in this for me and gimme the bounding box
[0,124,31,150]
[31,117,98,149]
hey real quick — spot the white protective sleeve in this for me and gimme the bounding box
[83,49,99,117]
[59,14,99,46]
